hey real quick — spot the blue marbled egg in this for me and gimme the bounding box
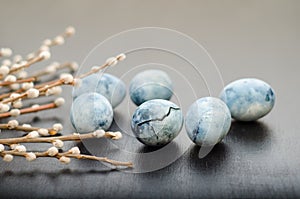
[185,97,231,146]
[72,73,126,108]
[129,69,173,106]
[219,78,275,121]
[131,99,183,146]
[70,92,113,133]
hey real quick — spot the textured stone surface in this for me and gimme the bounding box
[185,97,231,146]
[72,73,126,108]
[70,92,113,133]
[220,78,275,121]
[129,69,173,106]
[131,99,183,146]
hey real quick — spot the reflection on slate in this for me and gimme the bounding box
[0,168,117,179]
[135,142,180,171]
[189,143,229,173]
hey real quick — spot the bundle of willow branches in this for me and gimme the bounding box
[0,26,132,168]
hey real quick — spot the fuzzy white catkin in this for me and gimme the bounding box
[7,120,19,129]
[26,88,39,98]
[53,86,62,95]
[69,147,80,155]
[39,51,51,60]
[10,109,20,117]
[59,156,71,164]
[31,104,40,109]
[53,123,63,131]
[3,154,13,162]
[54,36,65,45]
[10,83,20,90]
[0,48,12,57]
[0,144,4,152]
[53,140,64,148]
[27,131,39,138]
[65,26,75,36]
[117,53,126,61]
[54,98,65,107]
[47,147,58,156]
[93,129,105,138]
[4,75,17,82]
[0,65,10,76]
[22,124,32,128]
[38,128,49,136]
[12,100,23,108]
[59,73,74,84]
[10,93,21,99]
[113,131,122,140]
[0,103,10,113]
[10,144,19,150]
[91,66,100,72]
[15,145,26,152]
[106,57,118,66]
[25,152,36,161]
[21,82,34,90]
[46,86,62,96]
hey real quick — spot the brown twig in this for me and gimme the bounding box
[0,77,36,86]
[0,123,59,135]
[0,131,122,145]
[0,99,63,118]
[9,52,49,75]
[0,150,133,168]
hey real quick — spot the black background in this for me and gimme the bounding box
[0,1,299,198]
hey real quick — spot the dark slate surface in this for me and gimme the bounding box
[0,1,299,198]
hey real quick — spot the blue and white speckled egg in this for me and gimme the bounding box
[70,92,113,133]
[129,70,173,106]
[131,99,183,146]
[72,73,126,108]
[219,78,275,121]
[185,97,231,146]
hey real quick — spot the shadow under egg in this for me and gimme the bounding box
[189,143,229,173]
[227,121,271,147]
[133,141,181,173]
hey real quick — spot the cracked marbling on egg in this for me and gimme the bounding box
[70,92,113,133]
[131,99,183,146]
[72,73,126,108]
[129,69,173,106]
[220,78,275,121]
[185,97,231,146]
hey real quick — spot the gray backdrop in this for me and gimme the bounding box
[0,0,299,198]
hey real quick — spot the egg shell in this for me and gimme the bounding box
[220,78,275,121]
[73,73,126,108]
[129,69,173,106]
[70,92,113,133]
[131,99,183,146]
[185,97,232,146]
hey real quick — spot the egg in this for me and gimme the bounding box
[131,99,183,146]
[72,73,126,108]
[185,97,231,146]
[220,78,275,121]
[129,69,173,106]
[70,92,113,133]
